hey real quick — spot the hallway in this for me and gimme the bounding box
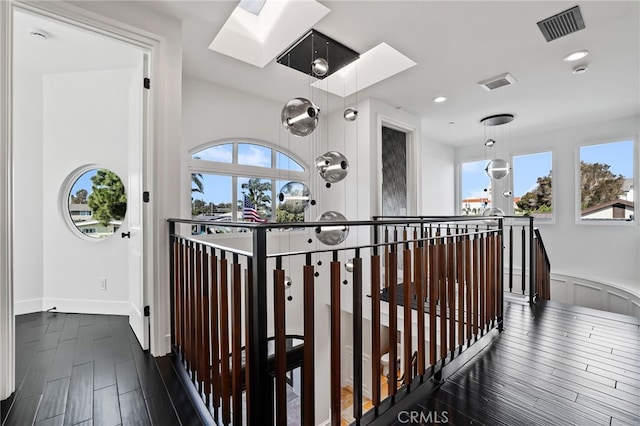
[1,312,187,425]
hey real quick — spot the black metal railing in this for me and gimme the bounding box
[168,215,548,425]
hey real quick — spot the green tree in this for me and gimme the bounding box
[71,189,88,204]
[88,169,127,227]
[192,198,206,216]
[580,161,625,209]
[241,178,271,210]
[276,207,304,223]
[516,171,552,213]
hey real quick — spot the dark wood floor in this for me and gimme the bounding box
[396,294,640,425]
[0,311,200,426]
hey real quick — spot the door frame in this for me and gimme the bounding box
[375,114,419,217]
[0,0,163,400]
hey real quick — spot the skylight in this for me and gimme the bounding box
[238,0,267,15]
[209,0,330,68]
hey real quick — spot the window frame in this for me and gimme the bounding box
[575,138,637,226]
[458,157,493,216]
[510,148,555,224]
[189,139,309,230]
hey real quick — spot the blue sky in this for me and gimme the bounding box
[70,169,97,198]
[192,143,303,205]
[462,140,633,200]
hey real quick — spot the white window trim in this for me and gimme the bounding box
[189,140,309,229]
[575,138,637,226]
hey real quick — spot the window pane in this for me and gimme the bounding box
[580,140,634,221]
[238,143,272,168]
[276,151,304,172]
[191,173,233,234]
[275,180,305,223]
[68,168,126,239]
[513,152,552,220]
[192,144,233,163]
[238,177,272,222]
[460,160,491,216]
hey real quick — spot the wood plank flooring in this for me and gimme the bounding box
[393,295,640,425]
[1,312,187,426]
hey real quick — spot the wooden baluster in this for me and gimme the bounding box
[173,241,181,355]
[479,234,486,333]
[403,242,412,385]
[303,262,315,425]
[202,248,211,406]
[439,233,447,360]
[447,229,455,356]
[371,254,381,407]
[273,267,286,426]
[180,241,187,362]
[219,257,231,425]
[415,244,425,376]
[210,253,221,414]
[232,261,243,426]
[388,250,398,396]
[330,258,341,425]
[456,230,464,348]
[497,232,503,319]
[473,235,480,338]
[195,244,203,392]
[429,237,437,366]
[189,243,196,379]
[464,234,472,345]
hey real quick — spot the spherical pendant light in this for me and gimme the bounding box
[278,181,311,214]
[315,151,349,183]
[281,98,320,137]
[311,58,329,77]
[343,108,358,122]
[315,211,349,245]
[485,159,510,180]
[345,258,354,273]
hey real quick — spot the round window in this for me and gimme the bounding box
[66,168,127,239]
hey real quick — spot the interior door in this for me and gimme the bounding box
[127,53,148,349]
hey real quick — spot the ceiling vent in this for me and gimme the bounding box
[478,72,517,91]
[537,5,585,42]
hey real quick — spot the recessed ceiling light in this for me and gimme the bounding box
[572,64,588,74]
[433,96,447,103]
[564,50,589,61]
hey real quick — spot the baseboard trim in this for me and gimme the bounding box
[41,298,130,316]
[14,298,43,315]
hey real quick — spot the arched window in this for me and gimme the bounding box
[189,141,307,234]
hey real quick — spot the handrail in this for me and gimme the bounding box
[166,214,550,425]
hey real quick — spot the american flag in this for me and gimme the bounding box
[243,194,265,222]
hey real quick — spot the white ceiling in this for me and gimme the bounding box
[13,10,142,76]
[148,0,639,147]
[15,1,640,147]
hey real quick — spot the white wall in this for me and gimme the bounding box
[14,67,138,315]
[13,71,44,311]
[457,115,640,296]
[421,139,455,215]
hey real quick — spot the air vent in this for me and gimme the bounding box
[478,72,517,92]
[537,5,585,42]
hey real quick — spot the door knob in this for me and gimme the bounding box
[121,232,131,238]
